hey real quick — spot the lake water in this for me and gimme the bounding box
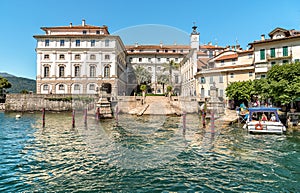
[0,111,299,192]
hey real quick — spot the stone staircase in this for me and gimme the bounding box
[143,96,179,115]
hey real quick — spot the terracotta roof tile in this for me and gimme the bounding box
[215,54,238,61]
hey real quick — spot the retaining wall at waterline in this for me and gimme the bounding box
[4,94,98,112]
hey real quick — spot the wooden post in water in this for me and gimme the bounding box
[183,111,186,134]
[202,111,206,128]
[115,105,119,126]
[84,108,87,126]
[211,110,215,134]
[96,107,100,120]
[72,109,75,128]
[42,108,45,128]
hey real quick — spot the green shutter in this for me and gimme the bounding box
[270,48,275,58]
[283,46,288,56]
[260,49,265,60]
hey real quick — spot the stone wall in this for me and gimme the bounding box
[5,94,97,112]
[0,103,5,111]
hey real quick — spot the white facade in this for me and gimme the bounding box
[34,20,127,96]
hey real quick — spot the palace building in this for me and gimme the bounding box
[34,19,127,97]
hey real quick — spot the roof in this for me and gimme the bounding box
[210,64,253,70]
[197,58,210,68]
[197,51,207,56]
[215,53,238,61]
[125,45,191,50]
[41,25,110,34]
[200,44,224,49]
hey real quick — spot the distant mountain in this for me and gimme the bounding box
[0,72,36,93]
[0,72,16,78]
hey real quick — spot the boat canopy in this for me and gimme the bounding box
[248,107,280,121]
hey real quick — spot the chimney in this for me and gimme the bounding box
[82,19,86,26]
[69,22,72,27]
[261,34,265,41]
[135,42,138,47]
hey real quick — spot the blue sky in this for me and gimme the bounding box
[0,0,299,79]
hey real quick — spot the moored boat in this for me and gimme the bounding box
[243,107,286,134]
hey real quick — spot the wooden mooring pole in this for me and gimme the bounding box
[42,108,45,128]
[183,111,186,134]
[211,110,215,134]
[72,109,75,128]
[84,108,87,126]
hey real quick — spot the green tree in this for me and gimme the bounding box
[0,76,12,90]
[267,62,300,106]
[133,65,152,85]
[157,73,169,93]
[225,80,254,102]
[162,60,179,86]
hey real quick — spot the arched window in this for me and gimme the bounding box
[104,66,110,78]
[59,66,64,77]
[75,54,81,60]
[59,84,64,90]
[43,84,49,90]
[90,65,96,77]
[74,84,80,90]
[89,84,95,90]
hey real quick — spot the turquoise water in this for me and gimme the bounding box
[0,111,299,192]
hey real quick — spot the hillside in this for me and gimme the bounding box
[0,72,36,93]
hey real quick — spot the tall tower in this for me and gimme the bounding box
[190,24,199,51]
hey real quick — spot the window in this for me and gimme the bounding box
[210,76,214,83]
[270,48,275,58]
[283,60,289,64]
[139,50,143,52]
[180,50,183,53]
[173,50,176,53]
[261,74,266,79]
[148,58,151,62]
[166,58,170,62]
[74,84,80,90]
[45,39,49,46]
[200,77,205,84]
[249,72,253,77]
[230,73,234,78]
[105,39,109,47]
[208,90,210,96]
[283,46,288,56]
[219,75,223,83]
[90,54,96,60]
[105,54,110,60]
[96,30,100,34]
[59,84,64,90]
[248,54,253,58]
[221,60,224,65]
[59,54,65,60]
[44,66,49,77]
[220,89,224,97]
[157,66,161,71]
[271,61,276,67]
[295,59,300,63]
[139,58,142,62]
[91,40,95,47]
[60,40,65,47]
[44,54,49,59]
[232,58,236,64]
[165,50,168,53]
[156,49,159,52]
[209,51,213,58]
[59,66,64,77]
[157,58,161,62]
[75,54,81,60]
[175,75,179,84]
[90,66,96,77]
[76,40,80,47]
[201,88,205,98]
[83,30,87,34]
[260,49,265,60]
[43,84,49,90]
[129,57,132,62]
[148,67,152,71]
[74,66,80,77]
[104,66,110,77]
[175,58,178,62]
[89,84,95,90]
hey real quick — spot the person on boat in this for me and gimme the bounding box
[270,114,276,122]
[261,113,268,121]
